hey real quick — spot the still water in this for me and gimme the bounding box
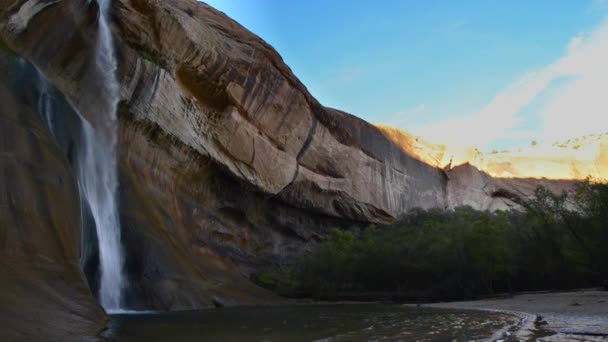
[104,304,517,341]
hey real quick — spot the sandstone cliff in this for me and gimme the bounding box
[0,48,105,341]
[0,0,449,311]
[0,0,586,332]
[376,124,608,181]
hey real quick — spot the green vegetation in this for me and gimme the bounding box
[128,42,168,69]
[253,179,608,301]
[0,37,17,55]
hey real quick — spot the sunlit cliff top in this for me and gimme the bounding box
[375,124,608,180]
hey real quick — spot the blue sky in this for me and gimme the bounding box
[203,1,608,150]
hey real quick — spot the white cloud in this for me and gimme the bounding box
[567,35,584,53]
[401,17,608,149]
[386,103,426,127]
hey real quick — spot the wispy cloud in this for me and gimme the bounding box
[318,67,366,89]
[444,19,468,33]
[386,103,426,127]
[588,0,608,14]
[399,17,608,149]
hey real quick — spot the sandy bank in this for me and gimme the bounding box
[415,290,608,341]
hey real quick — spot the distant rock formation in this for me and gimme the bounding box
[445,163,578,211]
[376,124,608,181]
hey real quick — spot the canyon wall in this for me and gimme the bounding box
[377,125,608,181]
[0,48,105,341]
[0,0,449,311]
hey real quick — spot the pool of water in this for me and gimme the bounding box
[104,304,519,341]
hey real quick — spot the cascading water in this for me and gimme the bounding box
[76,0,126,312]
[78,120,124,311]
[17,0,126,312]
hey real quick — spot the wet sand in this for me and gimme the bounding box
[415,290,608,341]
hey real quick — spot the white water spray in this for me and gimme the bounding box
[77,0,125,312]
[78,121,124,311]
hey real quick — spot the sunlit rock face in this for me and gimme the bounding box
[376,125,608,181]
[1,0,447,223]
[376,125,590,210]
[445,164,579,211]
[477,135,608,180]
[110,0,448,222]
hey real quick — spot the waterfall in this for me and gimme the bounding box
[77,120,124,312]
[9,0,126,312]
[76,0,125,312]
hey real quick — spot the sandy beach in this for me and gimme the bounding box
[415,290,608,341]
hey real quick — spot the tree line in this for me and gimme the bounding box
[252,179,608,301]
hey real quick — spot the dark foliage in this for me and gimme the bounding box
[253,179,608,301]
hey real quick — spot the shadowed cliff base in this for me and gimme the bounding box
[0,48,105,341]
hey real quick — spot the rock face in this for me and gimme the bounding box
[0,48,105,341]
[376,124,608,181]
[0,0,586,336]
[114,0,448,221]
[446,163,578,211]
[0,0,448,222]
[109,0,446,308]
[0,0,449,312]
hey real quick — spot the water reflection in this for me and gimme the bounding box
[104,304,518,341]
